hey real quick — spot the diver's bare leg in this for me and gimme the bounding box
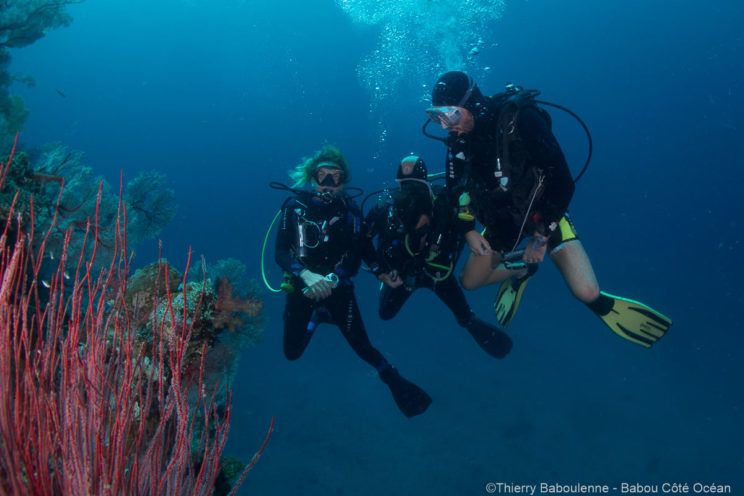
[550,240,600,303]
[460,252,511,290]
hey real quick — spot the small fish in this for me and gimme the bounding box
[56,89,66,98]
[49,250,54,260]
[41,280,50,288]
[63,272,70,280]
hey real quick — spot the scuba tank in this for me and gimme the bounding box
[296,209,307,260]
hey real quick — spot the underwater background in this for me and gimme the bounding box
[9,0,743,494]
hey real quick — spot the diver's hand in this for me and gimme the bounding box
[465,230,492,256]
[523,232,548,264]
[300,270,333,300]
[379,270,404,288]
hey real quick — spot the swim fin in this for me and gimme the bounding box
[379,366,432,418]
[587,291,672,348]
[493,264,538,327]
[465,316,513,359]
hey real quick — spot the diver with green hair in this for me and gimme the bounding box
[364,155,513,359]
[275,144,431,418]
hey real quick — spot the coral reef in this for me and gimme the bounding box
[125,170,177,244]
[213,277,264,334]
[128,257,266,419]
[0,3,272,491]
[0,144,271,495]
[1,1,85,150]
[0,2,175,267]
[0,141,177,272]
[124,256,267,491]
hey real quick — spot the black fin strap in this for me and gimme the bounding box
[586,292,614,316]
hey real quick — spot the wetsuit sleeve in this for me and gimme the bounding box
[361,205,385,276]
[444,137,467,191]
[335,200,364,280]
[274,200,305,277]
[518,105,575,234]
[443,142,477,235]
[434,192,467,258]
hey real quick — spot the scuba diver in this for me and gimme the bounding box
[423,71,672,347]
[274,144,431,418]
[363,155,513,359]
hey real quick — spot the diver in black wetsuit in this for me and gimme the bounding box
[424,71,672,346]
[363,155,513,359]
[275,144,431,418]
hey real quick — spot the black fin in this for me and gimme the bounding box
[466,317,513,359]
[380,367,432,418]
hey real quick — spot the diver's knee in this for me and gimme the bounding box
[573,282,600,303]
[283,346,304,361]
[459,272,479,291]
[379,309,395,321]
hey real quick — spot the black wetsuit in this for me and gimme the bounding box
[275,189,432,417]
[445,100,576,252]
[364,187,512,359]
[275,190,384,365]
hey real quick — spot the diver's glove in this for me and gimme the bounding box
[300,270,338,300]
[300,269,324,286]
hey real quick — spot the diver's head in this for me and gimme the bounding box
[396,155,428,184]
[427,71,487,135]
[289,144,351,197]
[396,155,432,203]
[393,156,433,233]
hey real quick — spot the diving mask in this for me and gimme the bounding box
[426,106,463,129]
[314,166,344,186]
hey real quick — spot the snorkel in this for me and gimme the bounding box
[422,119,450,143]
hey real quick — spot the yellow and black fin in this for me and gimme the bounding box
[587,291,672,347]
[493,266,537,328]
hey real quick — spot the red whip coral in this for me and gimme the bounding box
[0,137,272,495]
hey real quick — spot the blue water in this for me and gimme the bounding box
[11,0,744,494]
